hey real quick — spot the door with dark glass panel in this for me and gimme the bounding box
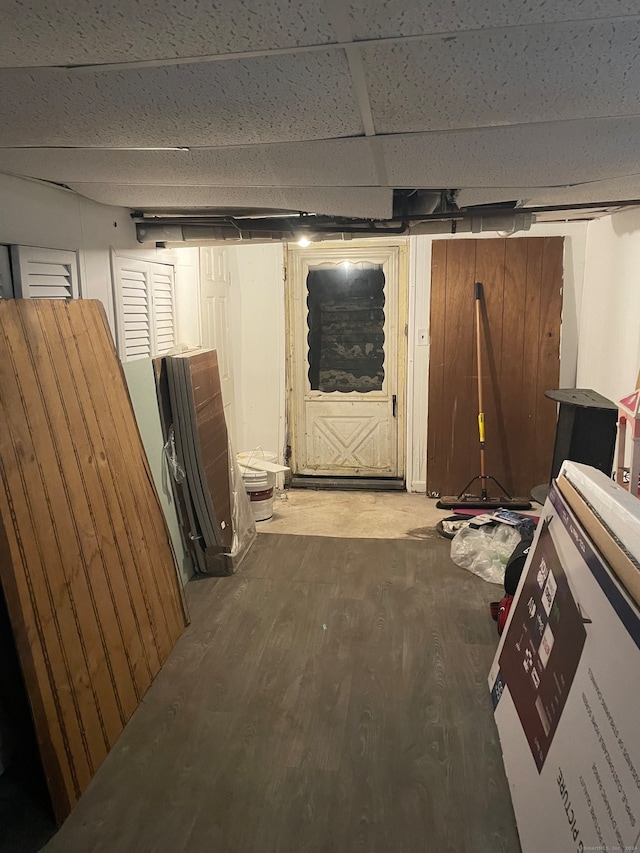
[286,242,406,479]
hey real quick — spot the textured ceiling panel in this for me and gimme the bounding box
[364,21,640,133]
[66,184,394,219]
[382,118,640,188]
[348,0,639,39]
[454,189,538,207]
[0,138,377,187]
[456,178,640,208]
[0,52,360,147]
[0,0,335,68]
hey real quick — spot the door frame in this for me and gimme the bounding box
[284,238,408,480]
[198,246,237,449]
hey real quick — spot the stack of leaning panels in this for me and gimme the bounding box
[156,349,235,575]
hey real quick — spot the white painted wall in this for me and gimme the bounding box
[0,174,596,492]
[0,172,134,330]
[0,171,201,346]
[173,247,201,348]
[577,208,640,403]
[226,243,286,459]
[225,223,589,492]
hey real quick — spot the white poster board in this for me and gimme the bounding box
[489,479,640,853]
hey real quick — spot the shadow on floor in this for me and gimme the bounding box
[0,769,56,853]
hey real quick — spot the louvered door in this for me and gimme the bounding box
[114,257,176,361]
[11,246,79,299]
[116,258,152,360]
[151,264,176,355]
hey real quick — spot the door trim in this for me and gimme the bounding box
[284,239,408,479]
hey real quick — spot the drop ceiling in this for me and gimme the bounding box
[0,0,639,221]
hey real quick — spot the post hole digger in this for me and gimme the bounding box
[436,281,531,511]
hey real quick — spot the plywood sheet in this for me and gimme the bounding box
[122,358,193,586]
[0,300,188,823]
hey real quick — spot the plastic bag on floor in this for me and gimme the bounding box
[450,523,522,585]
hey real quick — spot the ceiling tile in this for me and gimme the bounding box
[0,0,335,68]
[0,138,377,188]
[456,179,640,208]
[0,52,361,147]
[66,184,394,218]
[348,1,639,40]
[453,189,533,207]
[363,20,640,133]
[382,118,640,188]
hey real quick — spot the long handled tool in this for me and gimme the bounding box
[437,281,531,510]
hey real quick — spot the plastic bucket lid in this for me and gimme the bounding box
[237,449,277,466]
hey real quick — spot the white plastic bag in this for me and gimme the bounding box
[450,523,522,585]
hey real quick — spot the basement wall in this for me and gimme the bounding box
[577,208,640,403]
[0,172,201,345]
[226,243,287,460]
[227,223,588,492]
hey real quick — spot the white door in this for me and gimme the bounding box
[287,242,407,478]
[199,247,237,448]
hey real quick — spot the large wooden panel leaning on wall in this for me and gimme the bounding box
[0,300,188,823]
[428,237,563,497]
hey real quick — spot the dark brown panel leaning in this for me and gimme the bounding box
[0,300,187,823]
[426,240,448,490]
[499,240,529,490]
[181,350,233,551]
[427,240,478,494]
[536,238,564,481]
[166,350,233,554]
[427,237,562,497]
[520,240,545,492]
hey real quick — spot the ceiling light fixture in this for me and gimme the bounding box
[296,236,311,247]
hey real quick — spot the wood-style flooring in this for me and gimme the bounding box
[41,532,520,853]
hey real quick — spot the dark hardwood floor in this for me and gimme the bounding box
[40,533,520,853]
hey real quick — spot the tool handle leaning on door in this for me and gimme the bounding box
[475,282,487,482]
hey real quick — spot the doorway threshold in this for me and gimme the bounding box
[289,476,406,491]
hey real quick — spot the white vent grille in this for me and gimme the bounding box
[11,246,79,299]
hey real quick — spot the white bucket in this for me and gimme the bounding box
[238,450,277,522]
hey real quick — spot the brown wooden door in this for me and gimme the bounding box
[427,237,563,497]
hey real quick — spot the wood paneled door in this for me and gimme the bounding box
[427,237,563,497]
